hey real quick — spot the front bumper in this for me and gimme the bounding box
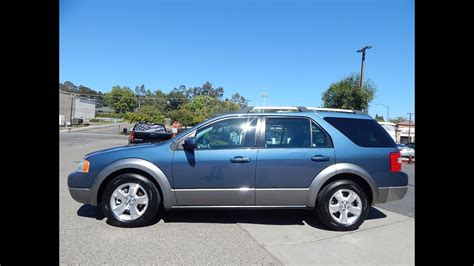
[376,186,408,203]
[69,188,92,204]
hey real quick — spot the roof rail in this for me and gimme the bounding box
[237,106,365,114]
[306,107,355,113]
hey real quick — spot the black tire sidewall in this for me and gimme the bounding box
[316,180,369,231]
[101,173,161,227]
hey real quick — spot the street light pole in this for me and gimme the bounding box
[357,46,372,90]
[376,103,390,122]
[261,92,268,106]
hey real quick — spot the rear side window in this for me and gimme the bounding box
[265,118,311,148]
[311,121,333,148]
[324,117,396,147]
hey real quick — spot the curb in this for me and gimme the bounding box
[60,123,129,133]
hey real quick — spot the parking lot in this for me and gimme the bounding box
[60,124,414,264]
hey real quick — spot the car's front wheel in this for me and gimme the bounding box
[101,173,161,227]
[315,180,369,231]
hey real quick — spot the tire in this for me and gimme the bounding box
[101,173,161,227]
[315,180,369,231]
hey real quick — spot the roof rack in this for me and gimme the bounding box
[237,106,365,114]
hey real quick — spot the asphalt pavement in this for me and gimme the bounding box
[60,124,414,264]
[376,163,415,217]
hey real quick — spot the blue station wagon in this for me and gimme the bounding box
[68,106,408,231]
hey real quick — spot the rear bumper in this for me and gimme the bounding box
[69,188,93,205]
[376,186,408,203]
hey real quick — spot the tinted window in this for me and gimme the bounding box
[324,117,396,147]
[311,121,333,148]
[265,118,311,148]
[194,118,257,150]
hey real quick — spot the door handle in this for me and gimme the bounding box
[230,156,251,163]
[311,155,330,162]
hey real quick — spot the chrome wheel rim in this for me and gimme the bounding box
[109,183,149,221]
[328,189,362,225]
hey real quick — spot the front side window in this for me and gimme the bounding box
[264,118,311,148]
[194,117,257,150]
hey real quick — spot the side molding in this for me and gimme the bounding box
[305,163,378,207]
[90,158,177,208]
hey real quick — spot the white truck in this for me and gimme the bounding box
[378,121,397,142]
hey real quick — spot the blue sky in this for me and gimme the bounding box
[60,0,414,120]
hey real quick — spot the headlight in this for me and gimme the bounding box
[76,160,90,173]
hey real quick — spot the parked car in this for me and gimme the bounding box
[397,144,415,157]
[129,122,174,144]
[68,106,408,231]
[405,142,415,149]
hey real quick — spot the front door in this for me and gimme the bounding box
[255,117,335,205]
[172,117,259,206]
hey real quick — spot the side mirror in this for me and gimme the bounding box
[183,137,197,150]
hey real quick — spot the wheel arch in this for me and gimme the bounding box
[305,163,378,207]
[90,158,177,208]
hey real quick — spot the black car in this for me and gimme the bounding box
[129,122,174,144]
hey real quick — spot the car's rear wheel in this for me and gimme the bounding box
[315,180,369,231]
[101,173,161,227]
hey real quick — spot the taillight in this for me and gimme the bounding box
[390,151,402,172]
[130,131,135,142]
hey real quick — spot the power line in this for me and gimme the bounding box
[59,91,213,100]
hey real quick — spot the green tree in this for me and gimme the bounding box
[135,84,146,108]
[230,92,248,108]
[125,105,165,123]
[209,99,240,117]
[105,86,138,113]
[321,74,376,111]
[169,108,195,126]
[181,96,214,124]
[389,116,407,123]
[374,114,385,122]
[185,81,224,99]
[166,88,189,110]
[59,81,106,107]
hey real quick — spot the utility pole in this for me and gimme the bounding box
[407,112,414,143]
[357,45,372,89]
[69,94,74,127]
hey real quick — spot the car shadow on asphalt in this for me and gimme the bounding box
[77,204,105,220]
[157,207,387,230]
[76,204,387,230]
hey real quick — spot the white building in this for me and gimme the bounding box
[396,121,415,144]
[59,91,96,125]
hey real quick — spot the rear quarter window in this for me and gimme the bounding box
[324,117,396,148]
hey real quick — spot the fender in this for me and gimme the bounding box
[90,158,177,208]
[305,163,378,207]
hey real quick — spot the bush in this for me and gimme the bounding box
[89,119,100,122]
[96,113,124,118]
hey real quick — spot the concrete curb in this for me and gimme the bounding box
[60,123,129,133]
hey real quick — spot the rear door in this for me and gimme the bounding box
[255,116,335,205]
